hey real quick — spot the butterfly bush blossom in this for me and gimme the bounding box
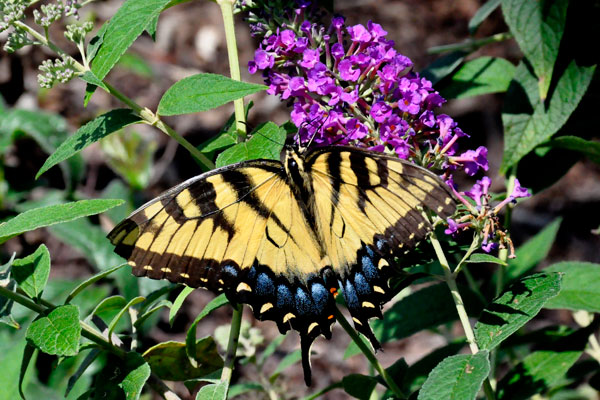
[242,1,531,256]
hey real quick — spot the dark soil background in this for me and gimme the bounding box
[1,0,599,399]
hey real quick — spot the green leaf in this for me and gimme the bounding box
[78,70,109,92]
[186,294,229,367]
[215,122,286,167]
[118,352,151,400]
[497,349,582,400]
[401,341,465,393]
[0,255,18,328]
[500,60,595,173]
[66,348,101,397]
[441,57,515,99]
[198,130,237,154]
[505,217,561,282]
[421,51,467,85]
[91,0,172,81]
[49,218,125,271]
[467,253,508,266]
[12,244,51,300]
[89,295,127,323]
[117,53,154,78]
[37,109,142,179]
[143,339,223,381]
[345,283,482,358]
[0,199,124,243]
[501,0,568,99]
[86,22,107,63]
[418,352,490,400]
[157,73,266,116]
[544,262,600,312]
[26,305,81,356]
[135,299,172,328]
[539,136,600,164]
[196,381,228,400]
[18,343,36,400]
[468,0,501,34]
[107,296,145,343]
[342,374,378,400]
[65,264,127,304]
[474,273,562,350]
[228,383,264,398]
[169,285,195,326]
[271,349,302,378]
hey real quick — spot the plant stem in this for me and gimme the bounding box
[430,232,496,400]
[218,0,247,140]
[220,304,243,388]
[427,32,512,54]
[334,307,406,399]
[14,21,214,169]
[0,285,181,399]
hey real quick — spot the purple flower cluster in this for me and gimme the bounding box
[246,7,488,176]
[242,0,529,256]
[445,177,531,255]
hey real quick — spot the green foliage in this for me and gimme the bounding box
[345,283,483,358]
[26,305,81,356]
[157,73,266,116]
[0,199,124,243]
[505,218,562,282]
[440,57,515,99]
[418,352,490,400]
[216,122,286,167]
[544,262,600,312]
[90,0,172,80]
[501,0,568,99]
[475,273,562,350]
[142,339,223,381]
[12,244,50,300]
[37,109,142,179]
[186,294,229,367]
[342,374,378,400]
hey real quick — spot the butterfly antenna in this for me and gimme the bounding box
[302,117,325,150]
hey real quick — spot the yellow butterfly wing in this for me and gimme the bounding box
[108,161,338,344]
[305,146,456,346]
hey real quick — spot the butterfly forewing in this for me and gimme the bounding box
[305,147,456,345]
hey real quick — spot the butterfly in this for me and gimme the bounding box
[108,144,456,385]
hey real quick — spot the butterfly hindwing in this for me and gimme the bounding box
[305,146,456,347]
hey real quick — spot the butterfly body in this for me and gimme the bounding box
[108,145,456,384]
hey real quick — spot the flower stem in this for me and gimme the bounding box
[220,304,242,389]
[14,20,214,169]
[427,32,512,54]
[334,307,406,399]
[218,0,247,140]
[430,232,496,400]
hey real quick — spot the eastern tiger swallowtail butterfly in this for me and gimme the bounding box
[108,145,456,384]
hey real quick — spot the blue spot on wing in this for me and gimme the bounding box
[310,282,329,311]
[344,280,359,309]
[256,272,275,296]
[295,287,314,315]
[277,284,293,309]
[354,272,371,295]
